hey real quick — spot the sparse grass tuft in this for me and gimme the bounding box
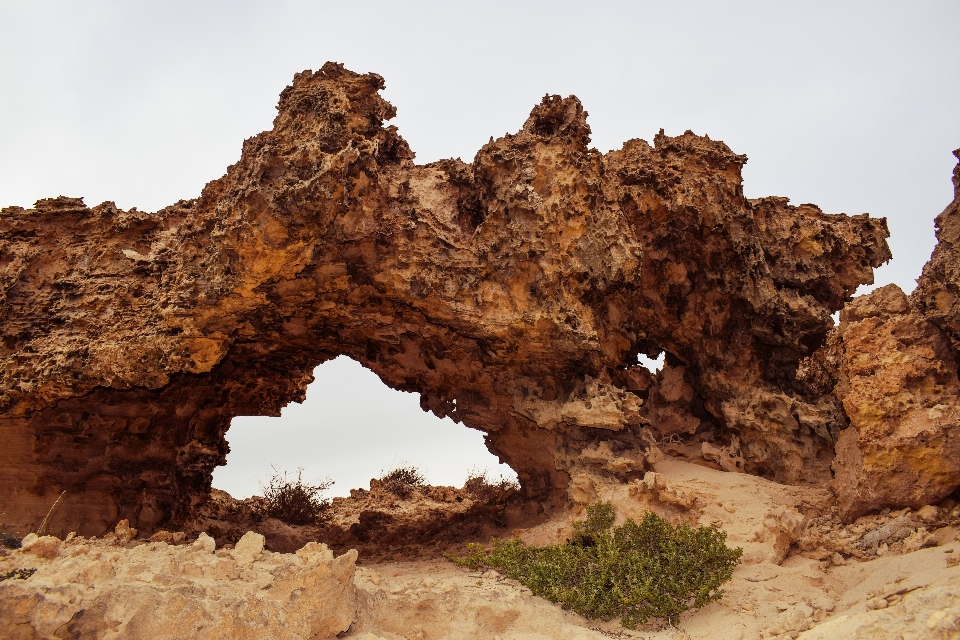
[448,502,742,628]
[378,464,427,498]
[36,490,66,536]
[260,466,333,526]
[463,468,519,505]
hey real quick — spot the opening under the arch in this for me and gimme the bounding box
[212,355,518,499]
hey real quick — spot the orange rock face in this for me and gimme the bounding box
[829,285,960,521]
[820,150,960,522]
[0,63,891,535]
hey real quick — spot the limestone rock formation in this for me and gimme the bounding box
[0,62,891,535]
[0,529,357,639]
[828,284,960,521]
[792,151,960,523]
[796,583,960,640]
[189,478,526,557]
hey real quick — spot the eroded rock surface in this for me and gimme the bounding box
[188,479,528,558]
[783,150,960,524]
[0,529,357,640]
[828,284,960,521]
[0,63,891,535]
[913,149,960,357]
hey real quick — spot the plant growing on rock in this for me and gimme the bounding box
[260,466,333,525]
[463,468,519,505]
[378,464,427,498]
[449,502,742,627]
[0,514,21,549]
[0,529,21,549]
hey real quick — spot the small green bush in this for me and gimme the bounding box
[449,502,742,627]
[260,466,333,526]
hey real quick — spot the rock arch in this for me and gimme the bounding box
[0,63,891,535]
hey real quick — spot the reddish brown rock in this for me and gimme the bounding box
[818,151,960,522]
[829,284,960,521]
[913,149,960,354]
[0,63,889,536]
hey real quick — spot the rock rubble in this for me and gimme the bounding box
[0,523,357,639]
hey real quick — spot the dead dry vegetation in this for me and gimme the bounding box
[181,465,528,561]
[260,466,334,525]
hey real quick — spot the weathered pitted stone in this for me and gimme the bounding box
[0,535,358,640]
[829,284,960,521]
[0,63,889,535]
[913,149,960,356]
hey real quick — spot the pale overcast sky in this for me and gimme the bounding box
[2,1,958,496]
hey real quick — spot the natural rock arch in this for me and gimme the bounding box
[0,63,891,536]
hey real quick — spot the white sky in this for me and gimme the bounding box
[2,1,958,496]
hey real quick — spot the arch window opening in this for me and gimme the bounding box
[212,356,518,500]
[637,351,665,373]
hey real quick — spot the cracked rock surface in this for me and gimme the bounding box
[828,284,960,521]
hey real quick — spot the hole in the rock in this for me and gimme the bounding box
[637,352,665,373]
[212,355,517,499]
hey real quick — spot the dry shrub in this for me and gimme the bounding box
[463,468,519,504]
[0,530,20,549]
[378,464,426,498]
[0,568,36,581]
[0,515,21,549]
[260,466,333,526]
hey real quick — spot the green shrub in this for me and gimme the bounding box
[448,502,742,627]
[260,466,333,525]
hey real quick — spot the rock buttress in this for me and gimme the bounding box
[828,284,960,521]
[818,150,960,522]
[0,63,889,535]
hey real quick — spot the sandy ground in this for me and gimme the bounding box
[342,539,959,640]
[341,459,960,639]
[3,458,959,639]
